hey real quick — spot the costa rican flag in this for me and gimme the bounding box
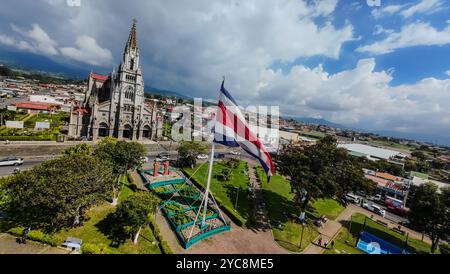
[214,81,275,180]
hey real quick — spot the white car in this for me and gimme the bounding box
[361,200,372,210]
[197,154,208,160]
[141,156,149,163]
[345,193,360,204]
[0,157,24,167]
[370,205,386,217]
[230,151,241,156]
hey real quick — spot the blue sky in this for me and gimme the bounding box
[0,0,449,144]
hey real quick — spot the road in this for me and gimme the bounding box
[353,194,407,224]
[0,148,250,177]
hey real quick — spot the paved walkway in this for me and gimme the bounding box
[0,233,70,254]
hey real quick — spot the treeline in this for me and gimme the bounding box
[0,65,84,85]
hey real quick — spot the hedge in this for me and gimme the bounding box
[7,227,62,247]
[81,243,113,254]
[149,215,173,254]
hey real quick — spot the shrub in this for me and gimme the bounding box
[81,243,112,254]
[6,227,62,247]
[160,240,173,254]
[440,243,450,254]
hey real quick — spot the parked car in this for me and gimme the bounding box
[370,205,386,217]
[141,156,149,163]
[62,237,83,252]
[361,200,372,210]
[156,152,171,162]
[345,193,360,204]
[230,150,241,156]
[0,157,24,167]
[356,190,367,197]
[215,153,226,159]
[197,154,208,160]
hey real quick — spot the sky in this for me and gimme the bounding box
[0,0,449,144]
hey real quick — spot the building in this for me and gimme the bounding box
[68,21,161,141]
[363,169,410,207]
[338,143,408,161]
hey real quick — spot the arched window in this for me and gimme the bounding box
[130,59,135,70]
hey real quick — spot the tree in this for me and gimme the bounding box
[409,183,449,253]
[0,154,113,232]
[218,167,232,181]
[61,143,93,156]
[111,192,160,244]
[95,139,147,205]
[277,135,375,219]
[176,141,207,168]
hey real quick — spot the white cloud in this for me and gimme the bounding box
[446,70,450,76]
[11,24,59,56]
[371,4,406,19]
[249,58,450,137]
[0,34,15,46]
[400,0,444,18]
[60,36,113,66]
[357,21,450,54]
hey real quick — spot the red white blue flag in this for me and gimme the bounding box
[214,81,275,180]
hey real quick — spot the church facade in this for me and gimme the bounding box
[68,21,161,141]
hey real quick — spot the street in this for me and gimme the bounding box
[353,194,407,224]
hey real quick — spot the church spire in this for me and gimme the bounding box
[125,19,138,51]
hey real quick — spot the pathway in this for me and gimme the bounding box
[0,233,70,254]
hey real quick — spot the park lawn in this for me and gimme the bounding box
[183,161,253,226]
[322,225,364,254]
[53,177,162,254]
[344,213,434,254]
[256,167,319,252]
[308,199,345,220]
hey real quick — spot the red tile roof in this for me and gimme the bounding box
[90,72,108,82]
[15,101,58,111]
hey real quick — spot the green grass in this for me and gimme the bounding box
[369,139,411,151]
[183,161,253,226]
[323,227,364,254]
[53,176,162,254]
[256,167,319,252]
[308,199,345,220]
[335,213,434,254]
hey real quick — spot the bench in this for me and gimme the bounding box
[376,220,388,226]
[392,227,406,235]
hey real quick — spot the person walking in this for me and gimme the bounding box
[324,239,329,249]
[331,240,335,249]
[317,236,322,246]
[21,227,31,244]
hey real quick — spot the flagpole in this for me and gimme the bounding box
[202,141,215,227]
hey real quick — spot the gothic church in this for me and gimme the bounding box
[69,21,161,141]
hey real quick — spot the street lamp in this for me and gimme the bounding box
[299,212,305,249]
[234,186,240,210]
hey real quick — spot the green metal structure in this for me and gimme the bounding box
[139,169,231,249]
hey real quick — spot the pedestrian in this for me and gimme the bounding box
[317,236,322,246]
[21,227,31,244]
[331,240,335,249]
[324,239,329,249]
